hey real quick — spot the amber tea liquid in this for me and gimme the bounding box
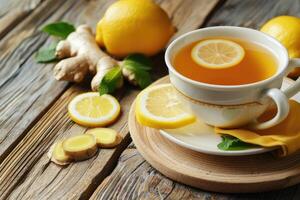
[173,37,278,85]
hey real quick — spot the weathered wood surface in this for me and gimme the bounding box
[0,0,71,161]
[91,0,300,199]
[0,0,219,199]
[91,149,300,200]
[1,0,300,199]
[205,0,300,29]
[0,0,47,39]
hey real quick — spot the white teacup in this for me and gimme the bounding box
[165,26,300,129]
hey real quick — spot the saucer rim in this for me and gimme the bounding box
[159,129,275,156]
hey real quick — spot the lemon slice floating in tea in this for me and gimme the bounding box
[135,84,196,129]
[191,39,245,69]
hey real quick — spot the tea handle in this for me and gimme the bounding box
[283,58,300,98]
[251,58,300,130]
[251,88,289,130]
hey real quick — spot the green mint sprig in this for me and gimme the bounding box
[42,22,75,39]
[217,135,257,151]
[123,54,152,89]
[98,54,153,95]
[35,22,75,63]
[99,66,123,95]
[35,42,58,63]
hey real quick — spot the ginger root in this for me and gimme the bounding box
[62,134,98,161]
[53,24,138,91]
[85,128,122,148]
[47,141,71,166]
[48,128,122,165]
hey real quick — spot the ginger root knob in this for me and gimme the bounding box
[53,24,147,91]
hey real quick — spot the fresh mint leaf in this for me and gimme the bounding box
[123,54,152,89]
[35,42,58,63]
[136,70,151,89]
[98,83,109,95]
[217,135,257,151]
[123,54,152,71]
[42,22,75,39]
[130,67,152,89]
[99,66,123,95]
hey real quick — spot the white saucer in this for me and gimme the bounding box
[159,119,275,156]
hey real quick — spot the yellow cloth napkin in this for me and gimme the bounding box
[215,100,300,156]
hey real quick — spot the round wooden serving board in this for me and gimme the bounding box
[129,76,300,193]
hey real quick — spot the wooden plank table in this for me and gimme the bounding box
[1,0,300,199]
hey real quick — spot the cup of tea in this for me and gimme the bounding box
[165,26,300,129]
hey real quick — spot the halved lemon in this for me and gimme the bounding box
[135,84,196,129]
[191,39,245,69]
[68,92,120,127]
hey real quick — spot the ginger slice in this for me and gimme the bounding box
[48,141,71,166]
[85,128,122,148]
[62,134,98,161]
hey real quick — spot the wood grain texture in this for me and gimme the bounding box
[0,0,45,39]
[0,0,218,199]
[91,149,300,200]
[127,77,300,193]
[204,0,300,29]
[160,0,221,37]
[0,0,72,162]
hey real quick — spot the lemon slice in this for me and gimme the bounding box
[135,84,196,129]
[68,92,120,127]
[191,39,245,69]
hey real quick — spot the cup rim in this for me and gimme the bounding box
[165,26,289,90]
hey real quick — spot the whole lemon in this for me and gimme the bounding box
[261,16,300,77]
[96,0,175,57]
